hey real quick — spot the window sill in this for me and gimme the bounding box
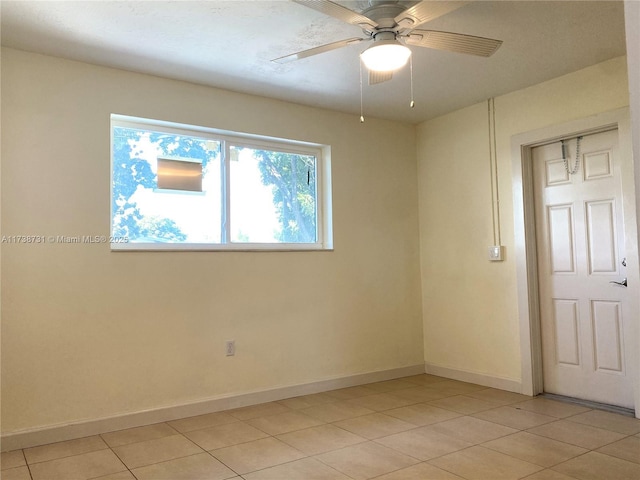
[111,242,333,252]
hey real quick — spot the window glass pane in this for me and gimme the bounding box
[229,146,317,243]
[112,126,221,243]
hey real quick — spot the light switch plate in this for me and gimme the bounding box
[488,245,504,261]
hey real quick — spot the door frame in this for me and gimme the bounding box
[511,107,640,416]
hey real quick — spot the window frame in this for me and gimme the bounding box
[110,114,333,251]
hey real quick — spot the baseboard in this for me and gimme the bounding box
[425,362,523,394]
[1,363,425,451]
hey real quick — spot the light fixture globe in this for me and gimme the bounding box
[360,39,411,73]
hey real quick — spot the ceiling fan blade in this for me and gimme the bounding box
[293,0,378,31]
[405,30,502,56]
[369,70,393,85]
[272,37,367,64]
[395,1,468,29]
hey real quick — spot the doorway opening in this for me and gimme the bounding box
[511,108,639,416]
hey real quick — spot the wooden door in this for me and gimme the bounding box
[533,129,634,408]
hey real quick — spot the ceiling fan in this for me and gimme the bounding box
[273,0,502,85]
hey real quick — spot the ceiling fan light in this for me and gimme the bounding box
[360,41,411,72]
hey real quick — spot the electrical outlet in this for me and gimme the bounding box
[488,245,504,261]
[225,340,235,356]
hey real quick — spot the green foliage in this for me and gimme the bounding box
[112,126,218,241]
[112,124,316,244]
[137,216,187,242]
[252,150,317,242]
[112,127,152,239]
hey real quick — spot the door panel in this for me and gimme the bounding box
[547,204,576,273]
[583,150,613,180]
[533,129,634,408]
[553,299,580,366]
[591,300,623,373]
[585,200,617,274]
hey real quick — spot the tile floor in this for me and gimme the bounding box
[2,374,639,480]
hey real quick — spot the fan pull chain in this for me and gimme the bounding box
[409,56,415,108]
[561,136,583,175]
[359,60,365,123]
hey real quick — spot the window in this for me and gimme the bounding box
[111,115,332,250]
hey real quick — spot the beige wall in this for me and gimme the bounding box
[0,48,423,434]
[417,56,631,384]
[2,45,635,438]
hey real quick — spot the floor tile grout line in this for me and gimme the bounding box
[586,433,640,450]
[85,465,134,480]
[476,433,591,469]
[25,460,34,480]
[105,441,140,480]
[202,447,246,478]
[589,446,640,466]
[546,450,596,475]
[11,376,640,479]
[16,419,626,473]
[105,431,200,454]
[227,450,312,477]
[87,386,478,448]
[518,426,637,459]
[23,445,112,466]
[208,433,310,478]
[337,413,469,438]
[521,421,635,449]
[276,432,369,455]
[0,449,29,474]
[308,440,414,479]
[562,415,640,435]
[98,422,183,449]
[420,446,478,479]
[453,443,547,467]
[375,410,623,469]
[198,432,279,452]
[177,419,260,437]
[105,431,208,474]
[162,418,221,435]
[89,396,631,451]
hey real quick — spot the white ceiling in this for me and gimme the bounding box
[0,1,627,124]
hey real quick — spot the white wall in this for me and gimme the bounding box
[0,48,424,437]
[417,56,631,385]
